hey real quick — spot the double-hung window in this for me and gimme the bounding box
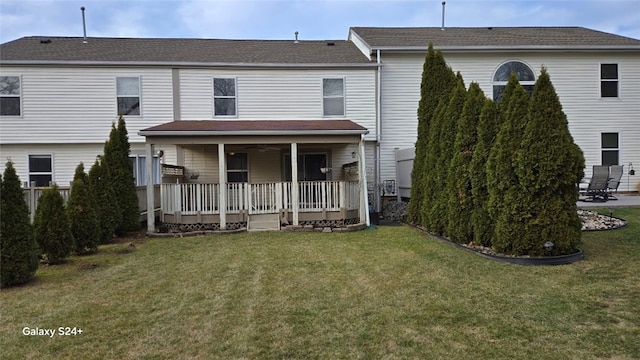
[600,64,618,98]
[601,133,619,166]
[28,154,53,186]
[214,78,237,116]
[226,153,248,183]
[1,75,21,116]
[323,78,345,116]
[116,76,141,115]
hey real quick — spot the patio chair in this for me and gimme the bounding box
[583,165,610,202]
[607,165,624,200]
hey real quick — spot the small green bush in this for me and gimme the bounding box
[89,159,119,243]
[67,163,99,254]
[1,161,39,287]
[34,185,73,264]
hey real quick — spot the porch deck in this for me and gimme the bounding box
[160,180,361,231]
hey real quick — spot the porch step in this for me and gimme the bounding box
[248,214,280,231]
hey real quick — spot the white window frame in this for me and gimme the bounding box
[322,78,345,117]
[28,153,54,187]
[213,77,238,117]
[0,74,22,117]
[491,60,536,102]
[600,63,619,99]
[601,132,620,166]
[116,76,142,116]
[129,154,161,186]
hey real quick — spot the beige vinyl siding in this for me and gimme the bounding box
[178,68,377,140]
[0,66,173,145]
[378,51,640,191]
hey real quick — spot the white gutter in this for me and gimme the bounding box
[0,60,381,69]
[375,49,382,213]
[369,45,640,52]
[138,129,369,137]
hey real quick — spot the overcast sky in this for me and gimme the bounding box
[1,0,639,44]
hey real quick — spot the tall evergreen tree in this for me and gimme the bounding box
[511,67,584,255]
[1,162,40,287]
[34,185,73,264]
[470,99,501,247]
[67,163,99,254]
[407,44,456,224]
[420,99,447,231]
[103,115,140,235]
[488,83,531,252]
[486,82,530,229]
[88,159,119,243]
[427,76,466,235]
[446,82,485,243]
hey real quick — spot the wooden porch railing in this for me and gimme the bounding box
[160,181,359,216]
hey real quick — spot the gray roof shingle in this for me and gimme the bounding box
[0,37,373,65]
[351,26,640,50]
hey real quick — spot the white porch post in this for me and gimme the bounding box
[218,143,227,230]
[145,142,155,233]
[291,142,299,226]
[358,135,370,226]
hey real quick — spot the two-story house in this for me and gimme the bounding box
[0,37,377,231]
[2,26,639,232]
[347,27,640,200]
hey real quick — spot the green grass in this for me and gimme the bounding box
[2,208,639,359]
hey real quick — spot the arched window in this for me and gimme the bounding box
[492,61,536,101]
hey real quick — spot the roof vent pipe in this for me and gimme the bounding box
[81,6,88,43]
[294,31,299,43]
[441,1,446,31]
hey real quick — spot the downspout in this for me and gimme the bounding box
[376,49,382,213]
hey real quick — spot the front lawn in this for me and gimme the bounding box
[1,208,639,359]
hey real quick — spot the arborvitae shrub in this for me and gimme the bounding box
[486,82,531,230]
[420,99,447,231]
[103,116,140,235]
[0,162,40,287]
[34,185,74,264]
[408,44,456,224]
[470,99,500,247]
[67,163,100,254]
[89,160,119,243]
[427,77,467,235]
[511,67,584,256]
[446,82,485,243]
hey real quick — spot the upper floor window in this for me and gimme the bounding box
[323,78,345,116]
[116,77,140,115]
[492,61,535,101]
[601,132,619,166]
[227,153,248,183]
[29,154,52,187]
[600,64,618,98]
[214,78,237,116]
[1,75,21,116]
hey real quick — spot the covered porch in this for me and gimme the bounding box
[139,120,370,232]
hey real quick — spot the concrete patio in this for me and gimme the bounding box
[577,194,640,208]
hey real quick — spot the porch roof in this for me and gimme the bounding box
[139,120,369,137]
